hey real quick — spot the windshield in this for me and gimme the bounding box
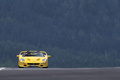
[21,52,44,57]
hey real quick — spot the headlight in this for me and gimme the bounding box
[20,58,25,61]
[42,59,47,61]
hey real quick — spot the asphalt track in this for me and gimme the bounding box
[0,67,120,80]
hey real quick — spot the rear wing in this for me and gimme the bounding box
[19,51,47,55]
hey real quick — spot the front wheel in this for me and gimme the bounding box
[43,66,48,68]
[18,66,24,68]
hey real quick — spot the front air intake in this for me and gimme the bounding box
[27,63,39,65]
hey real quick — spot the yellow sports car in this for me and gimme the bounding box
[17,50,51,68]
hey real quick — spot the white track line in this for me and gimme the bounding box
[0,67,5,71]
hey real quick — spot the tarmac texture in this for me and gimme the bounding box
[0,67,120,80]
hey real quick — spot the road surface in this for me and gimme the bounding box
[0,67,120,80]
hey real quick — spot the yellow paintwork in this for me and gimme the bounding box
[17,50,51,68]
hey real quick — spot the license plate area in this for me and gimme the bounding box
[30,65,37,67]
[28,63,39,67]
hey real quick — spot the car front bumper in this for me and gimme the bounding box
[18,61,48,67]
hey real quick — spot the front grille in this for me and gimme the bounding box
[27,63,39,65]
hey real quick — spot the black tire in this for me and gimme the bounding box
[43,66,48,68]
[18,66,24,68]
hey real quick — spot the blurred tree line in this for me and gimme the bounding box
[0,0,120,67]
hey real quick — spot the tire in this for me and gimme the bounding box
[18,66,24,68]
[43,66,48,68]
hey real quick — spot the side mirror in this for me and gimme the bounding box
[17,55,19,57]
[48,55,51,58]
